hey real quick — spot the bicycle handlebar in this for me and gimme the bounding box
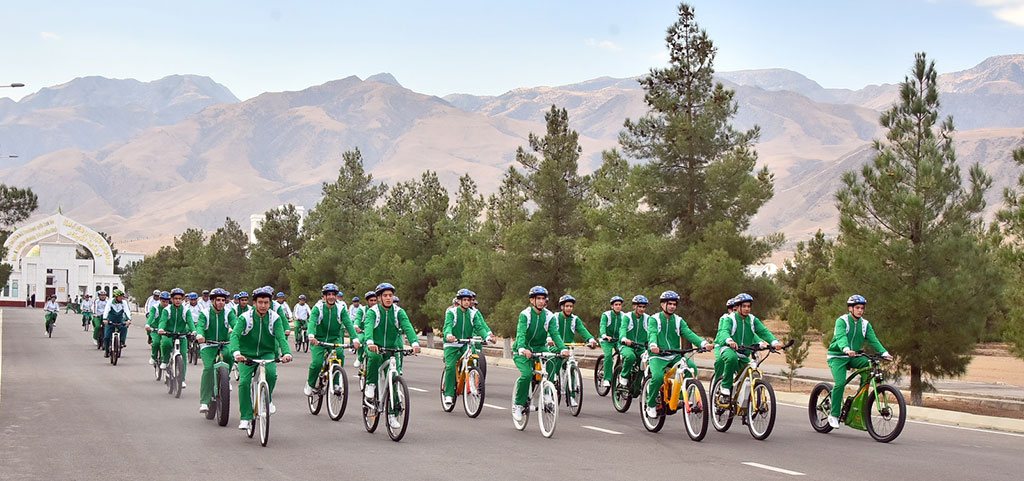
[204,340,230,345]
[658,346,708,356]
[313,341,354,348]
[241,358,282,366]
[854,351,892,361]
[736,338,795,353]
[161,332,193,339]
[455,337,486,345]
[379,348,415,355]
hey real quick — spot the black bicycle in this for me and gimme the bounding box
[204,341,233,427]
[161,332,191,399]
[611,342,648,413]
[594,338,620,397]
[106,323,126,366]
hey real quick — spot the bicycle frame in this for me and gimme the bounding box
[247,359,278,417]
[841,354,889,420]
[371,349,410,409]
[658,349,703,413]
[454,337,483,393]
[315,342,351,390]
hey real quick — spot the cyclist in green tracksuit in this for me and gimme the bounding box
[512,286,568,424]
[43,295,60,333]
[353,290,377,368]
[826,295,892,428]
[617,295,651,387]
[303,283,361,396]
[230,286,293,430]
[645,290,710,418]
[712,293,781,398]
[442,289,495,406]
[548,294,595,407]
[363,283,420,429]
[92,291,109,346]
[80,294,93,328]
[711,296,739,385]
[158,288,197,387]
[195,288,234,415]
[101,290,132,356]
[145,292,169,365]
[598,296,627,389]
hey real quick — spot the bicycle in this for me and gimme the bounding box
[83,314,92,331]
[594,337,620,397]
[307,341,352,421]
[710,339,794,440]
[611,342,649,413]
[204,341,233,427]
[553,343,588,417]
[362,348,413,442]
[160,332,190,399]
[640,346,710,441]
[106,323,126,366]
[241,358,280,447]
[512,351,559,438]
[294,323,310,353]
[188,336,199,365]
[45,312,57,338]
[808,352,907,442]
[439,337,487,418]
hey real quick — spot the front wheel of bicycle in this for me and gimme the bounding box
[440,370,456,412]
[747,380,776,440]
[683,378,709,442]
[808,382,834,433]
[463,367,484,418]
[386,375,411,442]
[594,355,610,397]
[640,376,666,433]
[865,384,906,443]
[538,380,558,438]
[258,382,270,446]
[567,364,583,417]
[173,355,184,399]
[217,366,231,426]
[327,364,349,421]
[611,364,632,413]
[111,337,121,366]
[710,376,734,432]
[154,357,163,381]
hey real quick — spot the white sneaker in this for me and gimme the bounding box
[720,387,731,395]
[148,358,155,366]
[827,415,840,429]
[543,391,555,405]
[601,379,611,388]
[365,383,376,399]
[199,404,209,413]
[646,406,658,418]
[304,384,313,396]
[512,406,525,423]
[353,359,361,368]
[159,363,167,370]
[238,420,251,430]
[181,382,187,389]
[93,340,98,346]
[618,376,629,387]
[388,414,401,429]
[444,395,453,405]
[269,402,276,415]
[569,397,579,408]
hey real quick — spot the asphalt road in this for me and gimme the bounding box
[2,306,1022,480]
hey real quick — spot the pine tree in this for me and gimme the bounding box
[995,143,1024,358]
[0,184,38,287]
[247,204,304,293]
[833,53,1002,405]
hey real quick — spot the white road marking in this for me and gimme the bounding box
[408,387,428,393]
[742,462,805,476]
[778,401,1024,438]
[483,403,508,410]
[582,425,622,435]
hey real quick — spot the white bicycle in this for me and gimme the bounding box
[242,358,279,447]
[362,348,413,442]
[512,351,560,438]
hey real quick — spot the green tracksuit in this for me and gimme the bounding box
[362,304,419,385]
[713,312,778,390]
[645,312,706,407]
[512,307,566,407]
[146,303,164,361]
[827,314,888,417]
[547,312,594,381]
[159,305,196,377]
[442,306,493,397]
[92,298,108,343]
[598,309,626,381]
[618,312,650,378]
[196,306,234,405]
[306,302,359,388]
[229,308,290,420]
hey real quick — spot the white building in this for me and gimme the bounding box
[1,213,128,307]
[249,204,305,243]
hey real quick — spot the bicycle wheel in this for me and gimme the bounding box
[154,356,163,381]
[207,368,221,420]
[512,383,530,431]
[865,384,906,443]
[308,375,324,415]
[166,362,175,395]
[640,376,665,432]
[567,364,583,417]
[303,337,309,353]
[710,376,734,432]
[232,364,239,381]
[111,337,121,366]
[463,367,484,418]
[258,382,270,446]
[611,364,632,413]
[174,355,185,398]
[47,321,53,338]
[683,378,709,442]
[537,380,558,438]
[440,369,456,412]
[477,352,487,379]
[808,382,834,433]
[386,376,410,442]
[327,364,349,421]
[746,380,776,440]
[362,392,380,433]
[594,355,610,397]
[216,366,231,426]
[191,342,199,365]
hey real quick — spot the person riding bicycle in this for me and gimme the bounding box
[145,291,169,365]
[826,295,892,429]
[712,296,739,384]
[195,288,234,414]
[353,290,377,367]
[712,293,781,401]
[349,296,361,322]
[303,283,361,397]
[43,295,59,334]
[80,294,93,328]
[158,288,197,388]
[617,294,651,388]
[512,286,568,423]
[92,291,109,346]
[198,289,211,311]
[231,286,293,430]
[597,296,627,389]
[645,290,711,418]
[442,288,495,406]
[186,292,201,326]
[547,294,596,407]
[274,291,293,337]
[292,294,311,340]
[362,283,420,427]
[144,289,161,315]
[101,290,132,356]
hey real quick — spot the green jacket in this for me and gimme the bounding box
[309,301,358,344]
[158,305,195,333]
[827,314,888,358]
[146,303,165,329]
[229,308,291,359]
[443,306,492,346]
[714,312,777,354]
[514,307,566,353]
[555,312,594,344]
[196,306,232,343]
[647,312,707,355]
[619,312,650,345]
[363,304,419,349]
[599,309,626,340]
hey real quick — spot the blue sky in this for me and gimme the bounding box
[3,0,1023,101]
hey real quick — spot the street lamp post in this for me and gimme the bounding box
[0,83,25,88]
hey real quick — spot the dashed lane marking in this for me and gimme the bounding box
[483,403,508,410]
[742,462,805,476]
[582,425,623,435]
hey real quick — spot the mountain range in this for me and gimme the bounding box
[2,55,1022,255]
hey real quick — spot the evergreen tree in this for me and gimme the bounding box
[200,217,249,292]
[247,204,304,293]
[0,184,39,287]
[995,143,1024,358]
[833,53,1002,405]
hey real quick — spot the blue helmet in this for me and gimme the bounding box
[253,286,274,299]
[232,294,240,300]
[393,296,400,303]
[734,293,753,305]
[186,292,198,300]
[352,296,359,302]
[210,288,229,299]
[160,291,171,300]
[238,291,249,298]
[610,296,624,305]
[659,291,680,302]
[364,291,377,300]
[528,286,548,298]
[322,283,339,294]
[298,294,307,300]
[847,294,867,306]
[375,282,396,295]
[559,294,576,305]
[632,295,648,305]
[276,292,285,298]
[456,288,473,299]
[170,288,185,297]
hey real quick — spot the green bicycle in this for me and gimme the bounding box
[808,352,907,442]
